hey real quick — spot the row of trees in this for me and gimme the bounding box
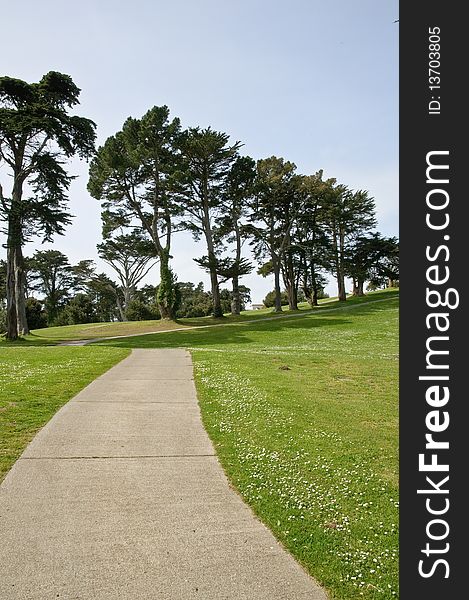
[1,72,398,340]
[0,250,251,329]
[89,109,398,317]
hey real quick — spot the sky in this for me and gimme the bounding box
[1,0,398,304]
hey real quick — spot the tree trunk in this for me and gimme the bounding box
[204,231,222,318]
[352,279,359,296]
[357,280,365,296]
[123,287,132,319]
[231,274,241,315]
[272,255,283,313]
[5,245,18,340]
[5,207,29,339]
[337,230,346,301]
[115,294,125,322]
[15,245,29,335]
[5,177,29,339]
[286,253,298,310]
[231,218,242,316]
[209,261,223,317]
[204,225,222,318]
[302,280,313,306]
[286,285,298,310]
[310,260,319,306]
[337,274,347,301]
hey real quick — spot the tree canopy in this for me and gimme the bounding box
[1,93,398,337]
[0,71,96,339]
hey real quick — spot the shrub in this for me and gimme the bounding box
[263,290,289,308]
[54,294,97,326]
[25,297,47,330]
[125,300,159,321]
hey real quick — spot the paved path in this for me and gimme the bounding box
[0,349,327,599]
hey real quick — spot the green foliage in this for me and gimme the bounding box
[88,105,183,319]
[1,72,96,339]
[156,251,180,319]
[29,249,75,323]
[25,297,47,329]
[345,233,399,292]
[175,282,213,318]
[0,71,96,245]
[248,156,301,311]
[58,293,96,325]
[85,273,120,323]
[177,127,241,317]
[125,299,159,321]
[97,229,157,317]
[263,289,289,308]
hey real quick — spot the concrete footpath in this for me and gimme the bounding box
[0,349,327,599]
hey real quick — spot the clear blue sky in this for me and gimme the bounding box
[2,0,398,302]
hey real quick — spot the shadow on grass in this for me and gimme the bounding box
[93,316,351,349]
[94,297,398,350]
[1,292,399,349]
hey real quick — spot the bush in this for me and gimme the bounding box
[25,297,47,330]
[263,290,289,308]
[54,294,97,326]
[0,308,6,334]
[175,282,212,318]
[125,300,160,321]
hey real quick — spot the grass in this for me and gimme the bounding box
[1,295,345,345]
[0,289,398,599]
[0,346,129,481]
[95,289,399,600]
[6,290,396,346]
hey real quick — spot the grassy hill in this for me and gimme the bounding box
[1,289,398,600]
[3,291,396,345]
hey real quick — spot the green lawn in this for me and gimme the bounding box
[0,290,398,599]
[1,295,345,345]
[96,290,399,600]
[0,346,129,481]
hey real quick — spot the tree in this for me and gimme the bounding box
[344,233,396,296]
[0,72,96,339]
[88,106,182,319]
[294,172,333,306]
[86,273,122,322]
[248,157,300,312]
[177,128,241,317]
[367,236,399,288]
[65,259,123,322]
[72,259,96,292]
[60,293,96,325]
[215,156,256,314]
[218,285,251,314]
[175,281,213,318]
[322,184,376,301]
[97,230,157,319]
[29,250,75,323]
